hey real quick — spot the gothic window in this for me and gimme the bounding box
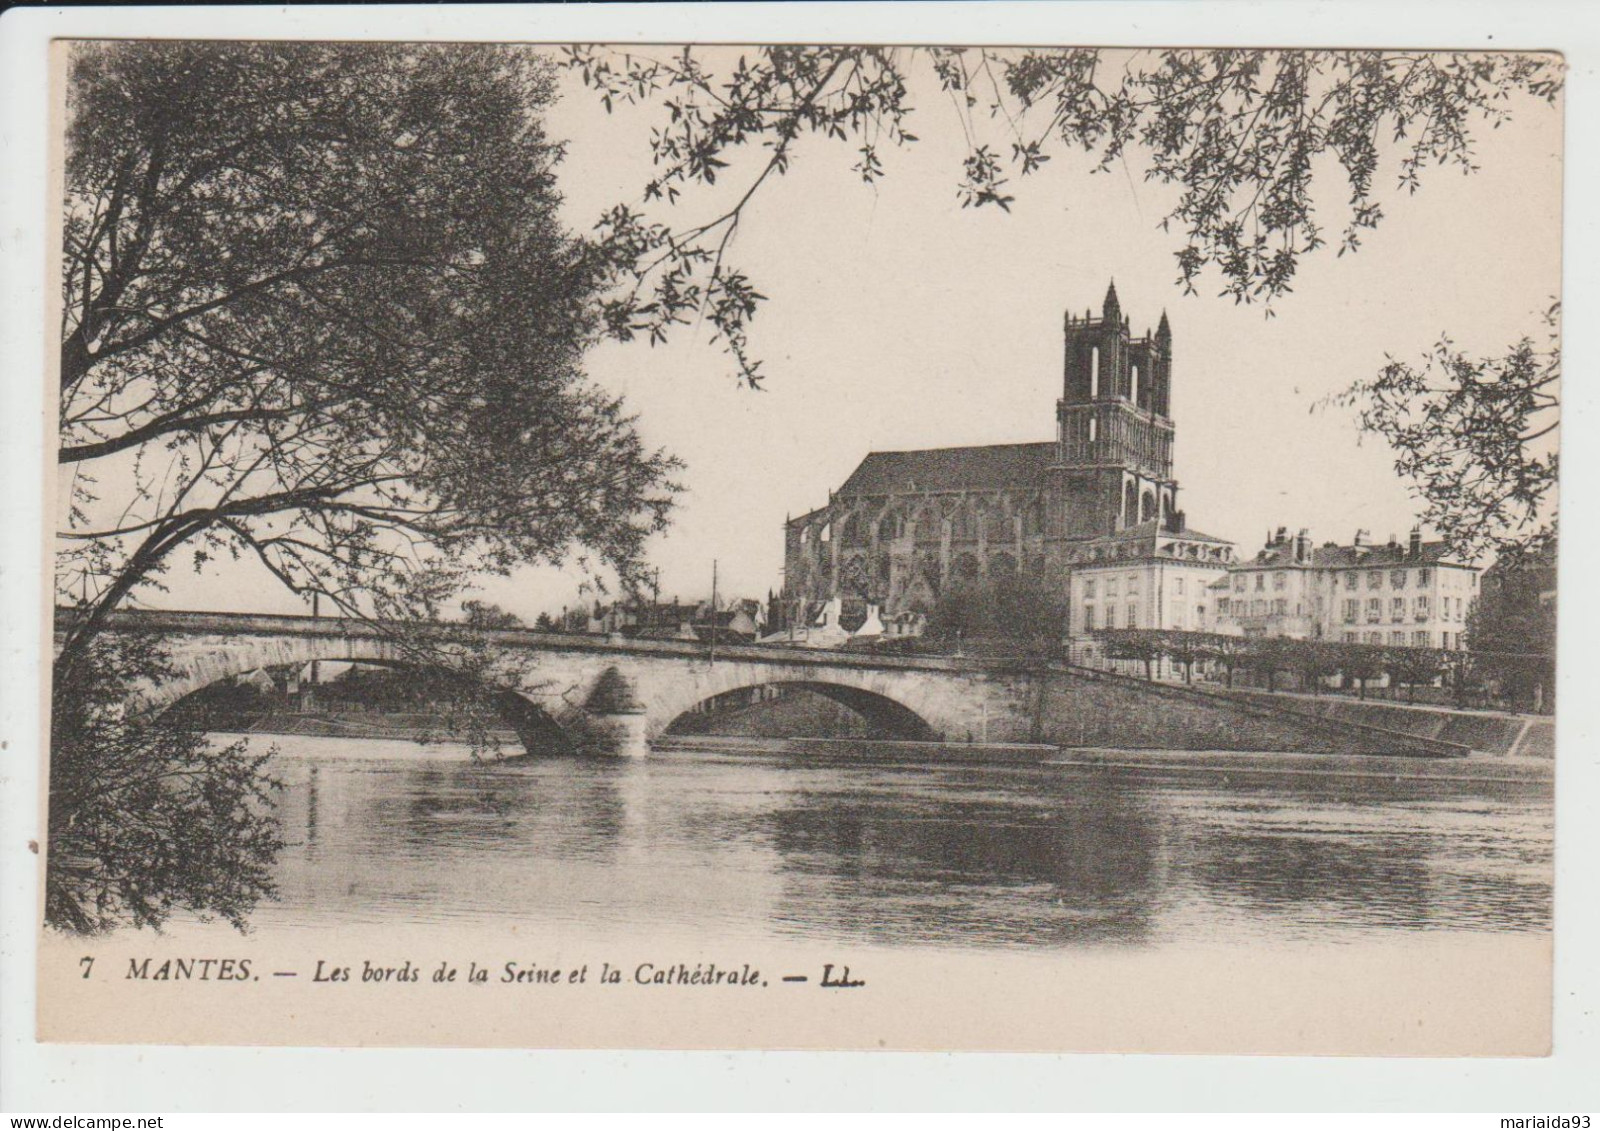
[843,556,870,597]
[819,522,831,544]
[952,553,981,582]
[1023,496,1046,536]
[1140,489,1156,523]
[988,551,1017,577]
[840,512,863,547]
[1088,417,1097,443]
[1131,363,1140,404]
[878,508,902,542]
[951,502,978,542]
[1090,346,1100,398]
[1123,481,1138,527]
[876,554,892,582]
[914,505,941,545]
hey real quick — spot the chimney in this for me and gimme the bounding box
[1274,526,1288,545]
[1353,529,1370,548]
[1295,529,1311,563]
[1408,526,1423,558]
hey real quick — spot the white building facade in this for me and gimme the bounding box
[1215,527,1479,649]
[1067,520,1235,668]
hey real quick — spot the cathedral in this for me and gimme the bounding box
[781,283,1235,636]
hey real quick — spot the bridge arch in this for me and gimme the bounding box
[661,679,938,741]
[136,634,578,757]
[627,654,963,745]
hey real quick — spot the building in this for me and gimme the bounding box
[781,284,1235,637]
[1215,527,1479,649]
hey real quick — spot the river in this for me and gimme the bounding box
[226,733,1552,952]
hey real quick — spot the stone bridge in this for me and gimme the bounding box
[61,610,1464,759]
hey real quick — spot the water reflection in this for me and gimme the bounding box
[255,737,1552,951]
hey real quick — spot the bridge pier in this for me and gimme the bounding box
[582,666,650,759]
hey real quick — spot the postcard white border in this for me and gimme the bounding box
[2,0,1597,1111]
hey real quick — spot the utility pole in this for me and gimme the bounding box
[709,559,718,664]
[309,591,321,691]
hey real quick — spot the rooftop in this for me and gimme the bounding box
[835,441,1059,496]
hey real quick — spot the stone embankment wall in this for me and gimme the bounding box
[1216,689,1553,758]
[1035,667,1467,758]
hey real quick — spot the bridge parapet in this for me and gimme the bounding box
[68,608,1461,760]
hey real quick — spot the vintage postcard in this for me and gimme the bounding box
[30,31,1561,1057]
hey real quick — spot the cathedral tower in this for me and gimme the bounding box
[1053,282,1179,536]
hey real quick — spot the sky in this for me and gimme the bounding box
[105,46,1565,623]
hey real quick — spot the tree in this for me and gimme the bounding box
[565,46,1561,384]
[923,581,990,649]
[1385,646,1446,705]
[1161,630,1205,684]
[1099,629,1164,680]
[52,41,683,934]
[460,600,525,631]
[1329,304,1560,563]
[924,572,1065,651]
[1341,645,1388,701]
[47,633,284,934]
[1198,633,1249,688]
[57,41,680,685]
[1286,638,1343,697]
[1466,544,1558,710]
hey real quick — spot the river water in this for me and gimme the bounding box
[232,734,1551,952]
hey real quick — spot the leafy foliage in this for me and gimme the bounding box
[1465,546,1558,709]
[924,572,1067,647]
[58,41,681,682]
[1329,303,1560,563]
[565,45,1561,383]
[47,632,284,935]
[460,600,525,630]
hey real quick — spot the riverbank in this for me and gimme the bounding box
[651,734,1552,785]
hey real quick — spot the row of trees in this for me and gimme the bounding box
[1095,628,1554,710]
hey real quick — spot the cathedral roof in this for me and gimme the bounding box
[835,442,1059,496]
